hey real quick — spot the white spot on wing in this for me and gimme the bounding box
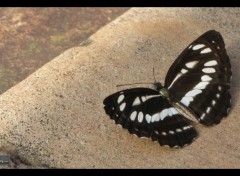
[145,114,151,124]
[117,94,124,104]
[201,48,212,54]
[218,86,222,91]
[204,60,218,66]
[183,126,191,130]
[149,107,179,123]
[194,82,209,89]
[180,96,193,106]
[130,111,137,121]
[192,44,205,50]
[120,102,126,111]
[185,89,202,97]
[160,109,170,121]
[132,97,141,106]
[206,107,211,113]
[163,145,170,148]
[188,45,192,49]
[138,112,144,123]
[170,107,179,115]
[227,108,230,114]
[202,68,216,73]
[168,109,173,116]
[181,68,188,74]
[212,100,216,106]
[176,129,182,132]
[185,60,199,69]
[162,132,167,136]
[145,95,161,100]
[201,75,212,81]
[216,94,220,98]
[169,130,174,134]
[168,73,182,89]
[136,95,161,105]
[151,113,160,122]
[200,113,206,120]
[141,96,147,102]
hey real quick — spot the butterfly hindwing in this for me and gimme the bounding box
[103,88,198,147]
[164,30,231,126]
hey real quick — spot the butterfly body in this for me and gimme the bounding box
[152,82,199,124]
[103,30,232,148]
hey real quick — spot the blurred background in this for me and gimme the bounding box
[0,8,129,94]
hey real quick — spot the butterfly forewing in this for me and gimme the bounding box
[164,30,231,125]
[103,88,198,148]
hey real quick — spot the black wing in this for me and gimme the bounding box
[164,30,232,126]
[103,88,198,148]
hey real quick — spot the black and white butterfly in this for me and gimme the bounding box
[103,30,232,148]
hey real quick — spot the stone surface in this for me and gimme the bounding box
[0,8,129,94]
[0,8,239,168]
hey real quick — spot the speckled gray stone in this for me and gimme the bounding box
[0,8,239,168]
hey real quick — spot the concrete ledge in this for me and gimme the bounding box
[0,8,239,168]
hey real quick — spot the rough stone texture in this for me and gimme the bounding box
[0,8,129,94]
[0,8,239,168]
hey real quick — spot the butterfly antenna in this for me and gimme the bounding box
[117,68,157,87]
[116,82,153,87]
[153,67,157,83]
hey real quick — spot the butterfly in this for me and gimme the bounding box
[103,30,232,148]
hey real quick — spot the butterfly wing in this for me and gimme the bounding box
[103,88,198,148]
[164,30,232,126]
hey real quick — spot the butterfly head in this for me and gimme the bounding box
[153,82,163,91]
[153,82,170,99]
